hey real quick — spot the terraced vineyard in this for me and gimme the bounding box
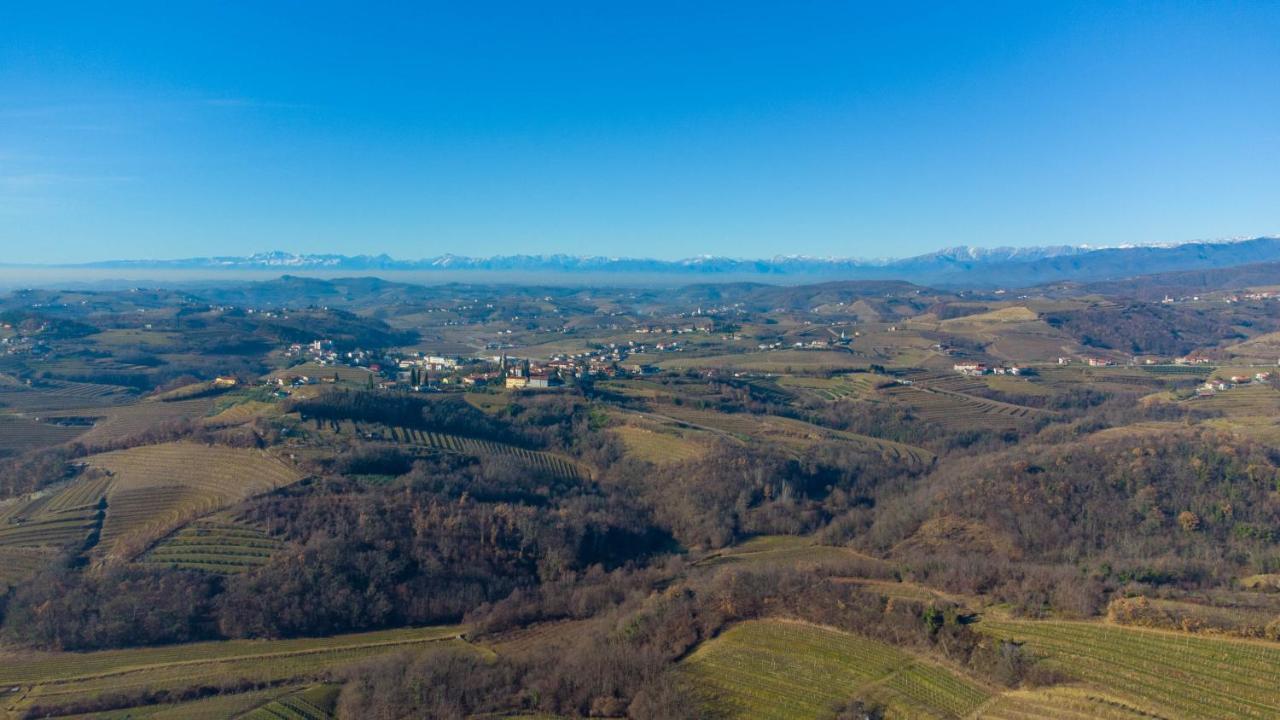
[978,617,1280,719]
[881,384,1047,430]
[85,442,300,557]
[0,379,135,411]
[1187,383,1280,417]
[203,399,278,427]
[0,626,466,719]
[0,477,109,586]
[141,515,282,574]
[656,405,934,469]
[681,620,990,719]
[241,684,339,720]
[331,420,585,479]
[42,396,220,445]
[776,373,881,402]
[0,413,90,455]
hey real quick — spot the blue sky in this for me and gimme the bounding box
[2,2,1278,263]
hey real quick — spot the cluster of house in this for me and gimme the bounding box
[283,339,375,368]
[953,362,1024,376]
[1198,371,1273,395]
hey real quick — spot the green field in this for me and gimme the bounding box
[978,617,1280,719]
[974,685,1158,719]
[681,620,991,719]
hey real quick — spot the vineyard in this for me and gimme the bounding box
[85,443,300,557]
[141,514,282,574]
[680,620,990,719]
[0,413,89,455]
[776,373,881,402]
[880,384,1047,430]
[241,684,340,720]
[655,405,934,469]
[326,419,584,480]
[0,625,466,719]
[1187,383,1280,417]
[0,379,135,411]
[0,475,109,587]
[41,396,220,445]
[978,617,1280,719]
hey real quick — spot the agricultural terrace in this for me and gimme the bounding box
[84,442,300,557]
[141,515,282,574]
[42,396,220,445]
[323,419,585,480]
[0,414,89,455]
[0,379,135,412]
[655,405,934,469]
[681,620,991,719]
[240,684,340,720]
[0,626,465,719]
[776,373,881,402]
[879,384,1046,431]
[0,475,112,586]
[978,617,1280,719]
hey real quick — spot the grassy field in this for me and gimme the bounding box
[141,514,283,574]
[974,685,1157,719]
[0,626,465,719]
[681,620,991,719]
[85,442,300,558]
[697,535,893,576]
[978,617,1280,719]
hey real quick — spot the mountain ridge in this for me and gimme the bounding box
[5,236,1280,287]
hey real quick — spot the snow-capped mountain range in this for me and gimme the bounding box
[14,236,1280,287]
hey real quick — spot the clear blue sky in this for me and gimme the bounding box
[2,2,1278,263]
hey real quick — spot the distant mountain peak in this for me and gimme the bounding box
[21,236,1280,288]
